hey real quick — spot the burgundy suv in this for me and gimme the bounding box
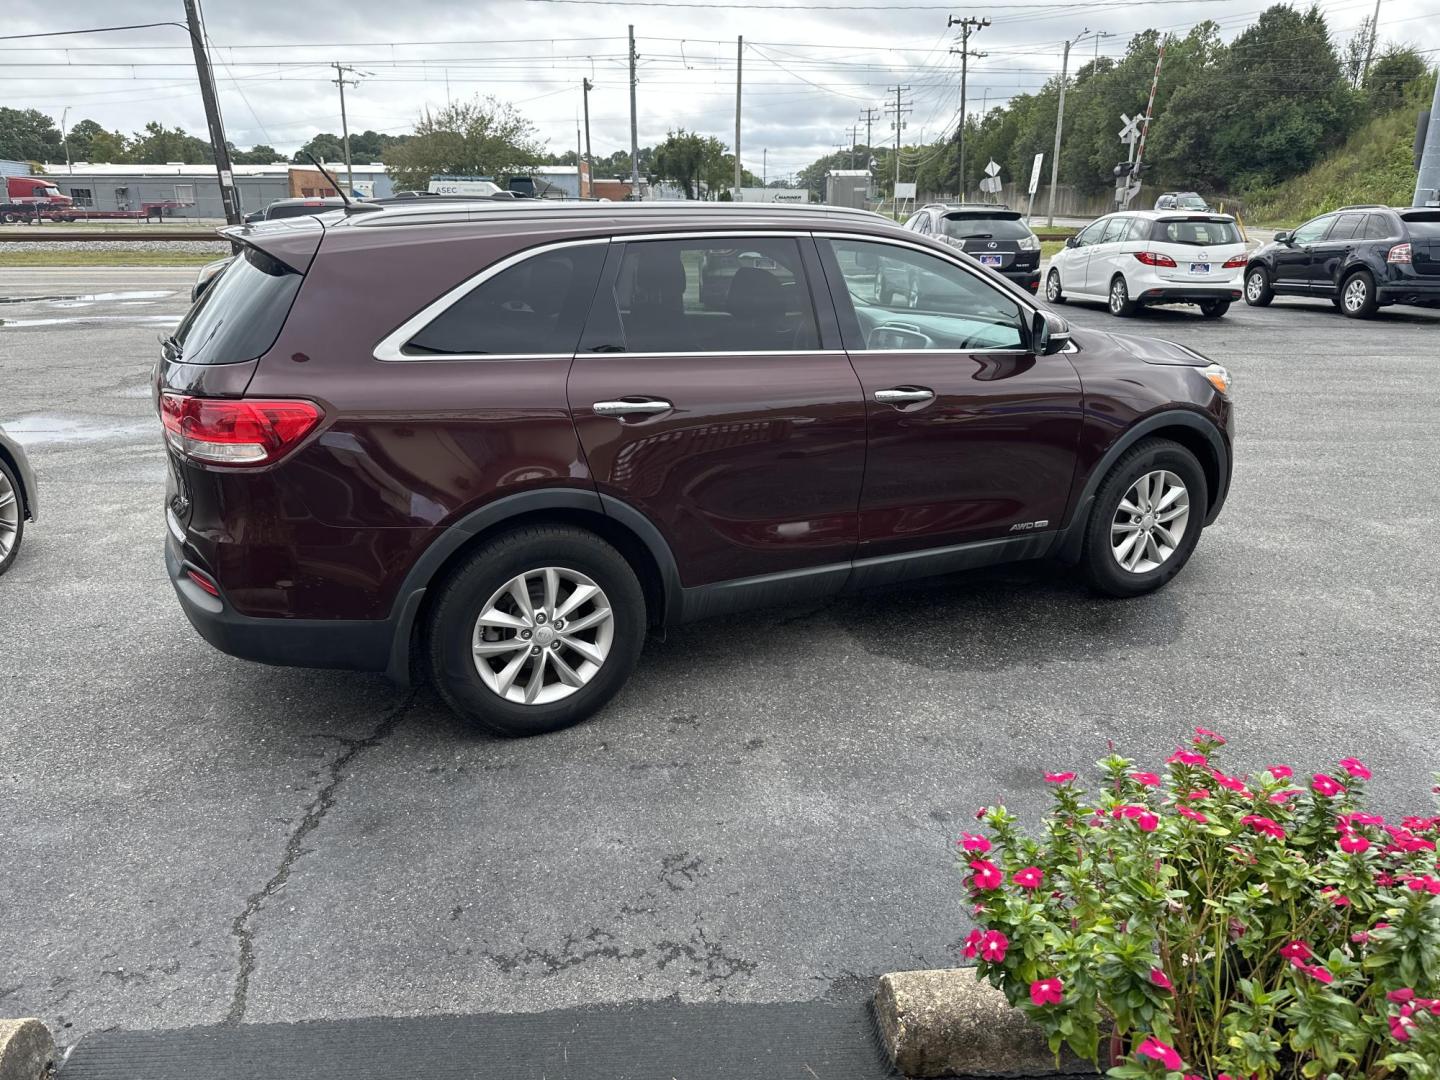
[157,202,1233,736]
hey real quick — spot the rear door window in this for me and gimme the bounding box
[605,237,820,353]
[1326,213,1366,242]
[1152,219,1241,245]
[1363,214,1396,239]
[404,243,606,357]
[171,246,303,365]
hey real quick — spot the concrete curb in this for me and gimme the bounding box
[873,970,1092,1078]
[0,1019,54,1080]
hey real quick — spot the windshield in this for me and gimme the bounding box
[172,246,303,364]
[940,214,1032,241]
[1401,212,1440,239]
[1151,219,1240,246]
[1176,196,1208,209]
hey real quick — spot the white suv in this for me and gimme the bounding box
[1045,210,1247,318]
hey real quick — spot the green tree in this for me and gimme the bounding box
[382,97,543,190]
[653,129,710,199]
[1364,45,1428,113]
[232,144,282,164]
[125,122,211,164]
[86,129,129,163]
[0,107,63,164]
[292,133,345,164]
[63,119,124,163]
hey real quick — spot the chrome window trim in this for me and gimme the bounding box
[373,236,610,363]
[613,229,812,242]
[582,349,848,359]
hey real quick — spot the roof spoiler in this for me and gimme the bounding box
[218,217,324,274]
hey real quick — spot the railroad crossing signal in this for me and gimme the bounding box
[978,159,1003,195]
[1119,113,1141,145]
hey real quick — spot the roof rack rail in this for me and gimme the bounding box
[1336,204,1387,211]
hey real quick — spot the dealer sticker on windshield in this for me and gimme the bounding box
[1189,262,1211,274]
[979,254,1004,267]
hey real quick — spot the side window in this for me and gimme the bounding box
[1363,214,1395,240]
[915,215,933,235]
[1074,220,1107,247]
[1327,213,1365,242]
[825,238,1027,352]
[608,237,819,353]
[1126,217,1152,241]
[904,212,926,231]
[1292,216,1333,245]
[1098,217,1128,244]
[405,243,606,357]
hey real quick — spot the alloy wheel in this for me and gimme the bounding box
[471,566,614,705]
[1246,273,1265,302]
[1046,271,1061,302]
[0,470,19,562]
[1110,278,1128,314]
[1343,276,1368,313]
[1110,470,1190,574]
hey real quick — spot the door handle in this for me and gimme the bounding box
[874,387,935,405]
[592,398,673,416]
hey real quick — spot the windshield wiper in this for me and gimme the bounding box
[959,233,993,240]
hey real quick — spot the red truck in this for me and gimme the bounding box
[2,175,76,222]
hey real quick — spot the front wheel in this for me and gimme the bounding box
[1108,275,1138,317]
[0,457,24,577]
[426,525,647,737]
[1340,271,1379,318]
[1079,438,1208,598]
[1244,266,1273,307]
[1045,268,1066,304]
[1198,299,1230,319]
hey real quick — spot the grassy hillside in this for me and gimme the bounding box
[1246,75,1436,227]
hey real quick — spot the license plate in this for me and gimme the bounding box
[979,254,1004,267]
[1189,262,1211,274]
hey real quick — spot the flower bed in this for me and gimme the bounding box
[961,730,1440,1079]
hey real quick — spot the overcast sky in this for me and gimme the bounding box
[5,0,1436,181]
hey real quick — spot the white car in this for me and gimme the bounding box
[1045,210,1247,318]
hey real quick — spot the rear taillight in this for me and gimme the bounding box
[1388,243,1412,264]
[160,393,322,466]
[1134,251,1178,267]
[1222,255,1247,268]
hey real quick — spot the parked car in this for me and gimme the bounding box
[1243,205,1440,318]
[1045,210,1246,318]
[0,424,39,576]
[243,197,350,225]
[1154,192,1211,212]
[894,203,1043,294]
[157,201,1233,737]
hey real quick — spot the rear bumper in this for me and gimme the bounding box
[1137,286,1242,304]
[1002,267,1041,292]
[165,534,405,676]
[1378,277,1440,306]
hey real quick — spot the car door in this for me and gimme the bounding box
[1308,212,1365,291]
[567,233,867,590]
[1272,215,1333,291]
[1084,215,1131,292]
[818,234,1084,558]
[1059,219,1106,294]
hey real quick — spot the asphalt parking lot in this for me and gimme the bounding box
[1,265,1438,1047]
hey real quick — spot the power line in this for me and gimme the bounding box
[0,21,184,42]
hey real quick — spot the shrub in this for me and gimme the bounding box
[960,731,1440,1079]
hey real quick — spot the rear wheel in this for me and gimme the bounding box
[1079,438,1207,598]
[1339,270,1379,318]
[1108,275,1139,317]
[1045,268,1066,304]
[1198,299,1230,319]
[0,457,24,577]
[426,525,646,737]
[1244,266,1274,306]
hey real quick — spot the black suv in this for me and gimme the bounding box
[1243,205,1440,318]
[897,203,1042,294]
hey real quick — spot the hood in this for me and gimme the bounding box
[1099,331,1212,367]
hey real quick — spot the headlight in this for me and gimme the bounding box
[1199,363,1231,396]
[1017,234,1039,251]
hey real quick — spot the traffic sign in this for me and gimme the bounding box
[1119,112,1141,144]
[984,159,1001,177]
[1027,152,1044,195]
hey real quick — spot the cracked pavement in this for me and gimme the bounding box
[1,267,1438,1045]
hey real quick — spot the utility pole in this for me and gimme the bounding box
[734,36,743,199]
[60,107,72,174]
[763,147,767,186]
[332,63,361,197]
[1415,67,1440,207]
[182,0,241,225]
[577,125,584,201]
[1362,0,1382,83]
[582,77,594,183]
[949,16,990,202]
[629,25,640,198]
[859,106,879,159]
[885,85,912,209]
[847,124,862,169]
[1045,33,1079,228]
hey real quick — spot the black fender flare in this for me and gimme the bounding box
[1050,409,1230,565]
[384,487,682,682]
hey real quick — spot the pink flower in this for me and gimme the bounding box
[1343,812,1385,827]
[1130,771,1161,787]
[1167,749,1208,767]
[1320,887,1351,907]
[1029,977,1063,1006]
[1338,757,1372,780]
[1136,811,1158,832]
[1012,866,1044,890]
[1312,774,1346,797]
[979,930,1008,962]
[1241,814,1286,840]
[1212,770,1250,796]
[1267,765,1293,780]
[1044,772,1076,784]
[1279,940,1312,962]
[1268,789,1302,804]
[1184,788,1211,800]
[1339,833,1371,854]
[1388,988,1416,1004]
[962,928,984,959]
[1405,875,1440,895]
[1150,967,1173,991]
[969,860,1004,890]
[1178,806,1209,824]
[1304,963,1334,985]
[958,832,991,853]
[1135,1036,1183,1070]
[1351,931,1371,945]
[1194,726,1226,744]
[1391,1014,1417,1042]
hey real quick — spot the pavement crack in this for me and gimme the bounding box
[223,691,415,1026]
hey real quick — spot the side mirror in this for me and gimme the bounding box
[1274,230,1291,245]
[1065,235,1080,249]
[1032,309,1071,356]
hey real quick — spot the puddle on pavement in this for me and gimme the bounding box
[0,290,175,306]
[0,414,156,446]
[0,314,180,328]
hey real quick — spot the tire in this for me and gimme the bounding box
[1339,270,1379,319]
[1045,268,1066,304]
[1079,437,1208,598]
[426,525,647,737]
[1244,266,1274,307]
[1108,274,1139,317]
[0,456,24,577]
[1198,299,1230,319]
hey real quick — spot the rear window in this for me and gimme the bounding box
[1175,195,1208,210]
[1401,212,1440,239]
[266,203,336,220]
[1151,219,1240,246]
[171,247,303,365]
[940,214,1032,241]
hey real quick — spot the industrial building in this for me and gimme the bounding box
[825,169,873,210]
